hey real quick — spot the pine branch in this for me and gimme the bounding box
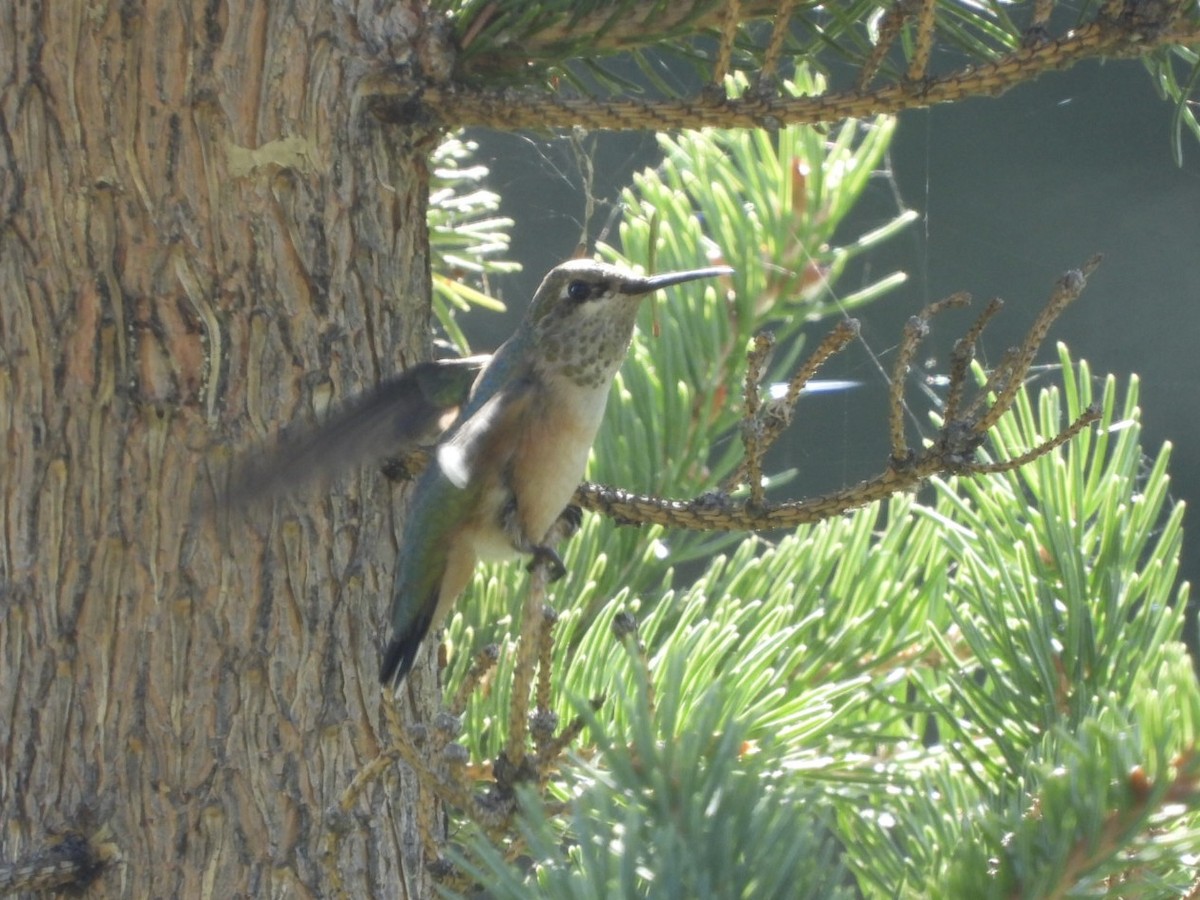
[376,2,1200,133]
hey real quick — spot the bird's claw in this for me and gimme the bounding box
[527,546,567,582]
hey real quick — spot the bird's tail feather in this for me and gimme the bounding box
[380,603,436,686]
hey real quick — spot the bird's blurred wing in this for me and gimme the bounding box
[223,356,487,508]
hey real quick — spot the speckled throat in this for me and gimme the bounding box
[532,298,641,389]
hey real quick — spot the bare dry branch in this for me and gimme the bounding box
[723,319,859,494]
[890,293,971,464]
[449,644,501,717]
[713,0,743,86]
[858,2,912,91]
[505,564,550,768]
[908,0,938,83]
[758,0,799,87]
[944,297,1004,425]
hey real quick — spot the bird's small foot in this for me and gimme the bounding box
[527,546,567,582]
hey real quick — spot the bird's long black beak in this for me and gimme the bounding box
[620,266,734,295]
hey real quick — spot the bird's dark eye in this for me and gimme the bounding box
[566,280,591,302]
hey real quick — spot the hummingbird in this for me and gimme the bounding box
[380,258,732,685]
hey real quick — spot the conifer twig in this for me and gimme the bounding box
[383,10,1199,133]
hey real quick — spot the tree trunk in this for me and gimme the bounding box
[1,2,444,895]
